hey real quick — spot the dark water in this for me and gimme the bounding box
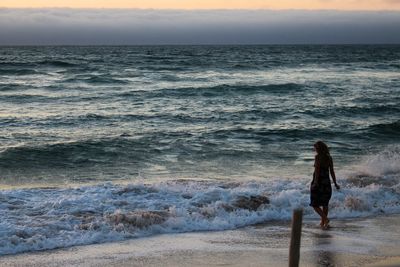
[0,45,400,183]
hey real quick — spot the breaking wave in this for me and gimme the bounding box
[1,159,399,255]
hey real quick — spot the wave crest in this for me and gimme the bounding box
[0,174,399,256]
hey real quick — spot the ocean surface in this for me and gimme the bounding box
[0,45,399,255]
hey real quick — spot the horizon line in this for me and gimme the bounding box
[1,7,400,12]
[2,43,400,47]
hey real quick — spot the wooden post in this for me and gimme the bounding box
[289,208,303,267]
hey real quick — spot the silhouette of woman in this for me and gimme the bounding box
[310,141,340,229]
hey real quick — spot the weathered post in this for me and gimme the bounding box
[289,208,303,267]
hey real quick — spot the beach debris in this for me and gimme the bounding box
[106,210,169,229]
[232,195,270,211]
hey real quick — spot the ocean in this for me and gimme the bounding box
[0,45,399,255]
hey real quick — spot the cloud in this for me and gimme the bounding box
[0,8,399,45]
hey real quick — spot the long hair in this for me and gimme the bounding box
[314,141,331,167]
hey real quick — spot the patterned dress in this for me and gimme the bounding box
[310,160,332,207]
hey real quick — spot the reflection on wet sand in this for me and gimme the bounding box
[312,231,336,267]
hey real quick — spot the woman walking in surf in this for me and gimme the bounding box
[310,141,340,229]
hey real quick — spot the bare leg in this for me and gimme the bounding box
[313,206,328,227]
[323,206,329,227]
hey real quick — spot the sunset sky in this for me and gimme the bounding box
[2,0,400,10]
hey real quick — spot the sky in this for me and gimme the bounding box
[0,1,400,45]
[2,0,400,10]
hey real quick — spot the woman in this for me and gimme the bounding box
[310,141,340,229]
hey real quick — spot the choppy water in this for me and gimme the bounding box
[0,45,400,255]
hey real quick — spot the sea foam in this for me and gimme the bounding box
[0,162,399,256]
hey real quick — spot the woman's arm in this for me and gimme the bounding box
[329,157,340,190]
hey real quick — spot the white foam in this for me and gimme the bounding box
[345,145,400,178]
[1,144,399,255]
[0,167,399,256]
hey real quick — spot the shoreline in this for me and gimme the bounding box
[1,214,399,267]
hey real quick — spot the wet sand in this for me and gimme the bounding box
[1,214,399,267]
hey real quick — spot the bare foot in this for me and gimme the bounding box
[319,218,330,229]
[323,219,330,229]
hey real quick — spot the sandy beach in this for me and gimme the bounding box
[1,214,399,267]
